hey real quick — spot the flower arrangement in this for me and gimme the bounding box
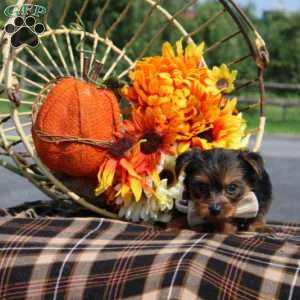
[95,39,249,223]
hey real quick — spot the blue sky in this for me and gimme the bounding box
[236,0,300,15]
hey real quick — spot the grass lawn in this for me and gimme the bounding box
[0,101,10,114]
[0,99,31,114]
[243,105,300,136]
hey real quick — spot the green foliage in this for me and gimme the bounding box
[0,0,299,135]
[244,105,300,136]
[258,11,300,83]
[0,1,13,27]
[1,0,299,85]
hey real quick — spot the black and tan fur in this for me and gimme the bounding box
[175,148,272,233]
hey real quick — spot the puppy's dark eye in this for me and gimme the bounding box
[190,182,209,198]
[225,183,239,196]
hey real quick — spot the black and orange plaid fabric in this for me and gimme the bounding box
[0,205,299,300]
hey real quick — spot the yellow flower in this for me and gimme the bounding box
[205,64,237,95]
[95,158,118,196]
[152,154,185,211]
[193,99,248,150]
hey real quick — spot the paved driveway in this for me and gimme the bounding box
[0,135,299,222]
[259,135,300,222]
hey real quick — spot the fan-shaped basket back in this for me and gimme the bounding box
[0,0,268,216]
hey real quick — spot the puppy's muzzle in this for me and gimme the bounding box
[209,203,222,216]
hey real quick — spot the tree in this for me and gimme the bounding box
[1,0,299,85]
[258,11,300,83]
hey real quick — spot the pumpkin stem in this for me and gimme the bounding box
[90,60,103,82]
[83,57,91,81]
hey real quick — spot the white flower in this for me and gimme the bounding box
[118,154,185,223]
[152,154,185,211]
[118,195,172,223]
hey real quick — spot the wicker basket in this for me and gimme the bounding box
[0,0,269,218]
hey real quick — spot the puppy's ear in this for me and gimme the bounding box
[240,151,265,177]
[175,148,202,177]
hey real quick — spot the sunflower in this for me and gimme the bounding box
[192,98,249,150]
[94,132,137,199]
[95,107,177,203]
[175,92,224,152]
[125,107,176,167]
[205,64,238,95]
[95,145,147,203]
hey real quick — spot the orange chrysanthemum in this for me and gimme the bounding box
[121,40,208,122]
[122,40,243,147]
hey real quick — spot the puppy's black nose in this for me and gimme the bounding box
[209,203,221,216]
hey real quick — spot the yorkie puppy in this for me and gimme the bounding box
[175,148,272,233]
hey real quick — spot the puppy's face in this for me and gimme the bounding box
[176,148,266,223]
[187,164,251,221]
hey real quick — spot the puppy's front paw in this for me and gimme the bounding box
[222,222,238,234]
[250,224,274,233]
[249,217,273,233]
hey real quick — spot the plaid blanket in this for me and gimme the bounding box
[0,206,299,299]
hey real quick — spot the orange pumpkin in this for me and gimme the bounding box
[32,77,121,177]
